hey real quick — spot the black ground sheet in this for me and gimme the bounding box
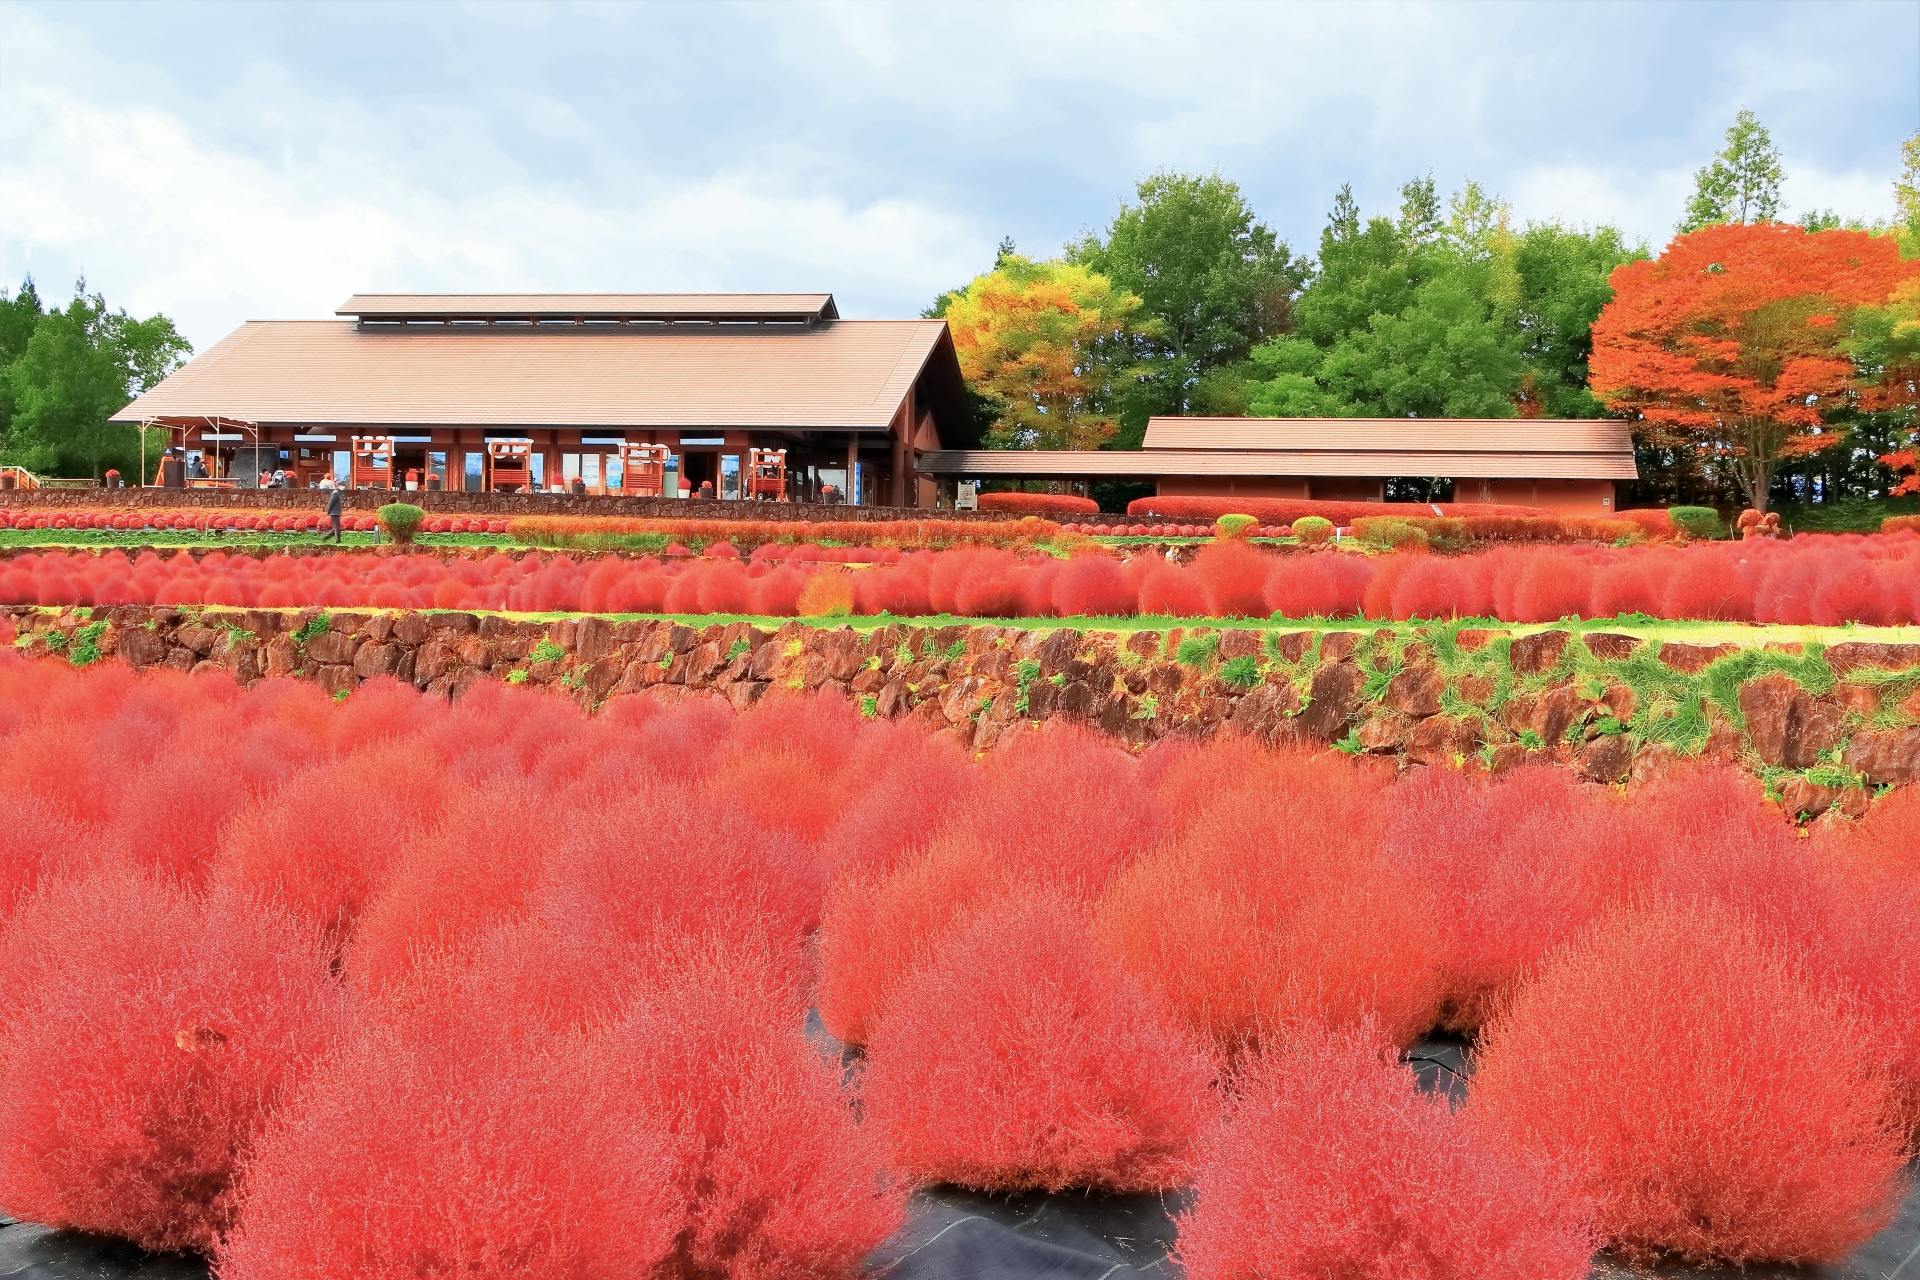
[4,1032,1916,1280]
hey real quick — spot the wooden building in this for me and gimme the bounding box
[924,417,1638,516]
[112,294,968,506]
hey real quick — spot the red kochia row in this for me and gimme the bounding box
[1,507,507,534]
[2,531,1917,623]
[0,656,1914,1276]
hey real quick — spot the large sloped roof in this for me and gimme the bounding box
[113,317,960,433]
[1137,416,1637,478]
[921,448,1635,480]
[926,415,1638,480]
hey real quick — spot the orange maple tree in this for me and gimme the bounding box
[1590,223,1920,511]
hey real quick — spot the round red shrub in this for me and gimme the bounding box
[975,491,1097,516]
[862,896,1215,1193]
[1095,747,1437,1060]
[217,971,678,1280]
[500,778,824,1030]
[211,741,454,954]
[1262,552,1372,618]
[1176,1023,1595,1280]
[817,725,1165,1044]
[1383,765,1627,1030]
[1187,539,1270,617]
[600,937,906,1279]
[1050,553,1136,617]
[343,779,554,995]
[0,867,354,1253]
[1469,901,1909,1266]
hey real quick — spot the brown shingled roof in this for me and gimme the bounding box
[924,437,1637,481]
[1143,416,1633,458]
[113,318,950,433]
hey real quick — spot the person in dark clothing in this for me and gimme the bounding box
[326,483,344,542]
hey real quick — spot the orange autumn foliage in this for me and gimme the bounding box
[1591,223,1920,510]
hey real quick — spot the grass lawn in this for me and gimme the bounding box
[26,602,1915,648]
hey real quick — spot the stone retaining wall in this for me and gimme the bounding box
[6,605,1916,820]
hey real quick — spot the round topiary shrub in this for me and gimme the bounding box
[1668,505,1725,540]
[861,895,1215,1194]
[0,866,355,1254]
[1213,513,1258,539]
[1469,901,1909,1267]
[375,503,426,545]
[1176,1023,1595,1280]
[1292,515,1334,546]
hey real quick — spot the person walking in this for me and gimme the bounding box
[325,481,344,543]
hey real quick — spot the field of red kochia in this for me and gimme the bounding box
[0,653,1914,1276]
[3,530,1917,623]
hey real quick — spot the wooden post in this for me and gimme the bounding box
[890,398,909,508]
[846,432,858,506]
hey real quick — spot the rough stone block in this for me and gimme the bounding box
[353,643,400,679]
[1510,630,1569,674]
[1843,727,1920,786]
[1658,641,1737,674]
[1583,632,1642,661]
[1383,666,1443,718]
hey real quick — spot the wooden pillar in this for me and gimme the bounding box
[890,398,909,509]
[846,432,859,505]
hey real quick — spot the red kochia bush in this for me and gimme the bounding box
[602,938,906,1280]
[1096,746,1437,1060]
[342,779,553,996]
[1383,765,1626,1030]
[1186,538,1270,617]
[1470,902,1910,1266]
[862,897,1215,1193]
[211,740,454,954]
[816,724,1166,1045]
[976,491,1099,515]
[0,867,354,1253]
[217,971,679,1280]
[1176,1024,1595,1280]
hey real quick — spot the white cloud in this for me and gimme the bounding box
[0,71,987,350]
[1,0,1911,351]
[1506,163,1696,246]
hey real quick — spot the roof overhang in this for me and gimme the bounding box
[922,449,1638,480]
[337,293,839,326]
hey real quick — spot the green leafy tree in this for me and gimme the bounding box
[0,279,47,439]
[1067,171,1305,426]
[1241,179,1636,421]
[3,281,190,479]
[1678,108,1784,234]
[1896,131,1920,259]
[1511,222,1643,416]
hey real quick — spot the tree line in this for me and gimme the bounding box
[3,110,1914,513]
[937,113,1920,513]
[0,281,189,483]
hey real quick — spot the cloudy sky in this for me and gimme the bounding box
[2,0,1914,351]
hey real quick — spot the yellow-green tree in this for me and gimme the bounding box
[942,255,1149,450]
